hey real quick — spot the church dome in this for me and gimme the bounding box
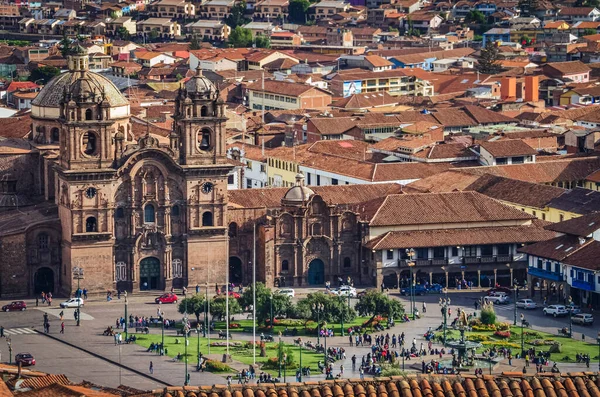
[283,174,314,205]
[32,50,128,111]
[184,66,217,96]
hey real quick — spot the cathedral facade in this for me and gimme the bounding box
[0,47,231,296]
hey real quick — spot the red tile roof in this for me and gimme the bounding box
[480,139,538,157]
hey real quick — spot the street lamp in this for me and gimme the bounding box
[183,291,189,386]
[124,291,128,340]
[196,324,201,370]
[159,303,164,356]
[206,282,210,354]
[283,353,287,383]
[297,337,303,382]
[339,296,345,337]
[323,321,328,368]
[513,284,518,326]
[568,296,573,338]
[406,249,416,317]
[439,297,450,347]
[313,303,324,345]
[520,313,525,356]
[278,331,283,378]
[72,267,84,326]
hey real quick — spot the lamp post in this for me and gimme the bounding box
[323,321,328,367]
[339,296,345,337]
[568,296,573,338]
[401,347,405,370]
[159,303,164,355]
[597,332,600,372]
[72,267,84,326]
[124,291,128,340]
[206,285,211,354]
[520,313,525,356]
[313,303,324,345]
[406,250,416,317]
[197,324,201,370]
[513,284,518,326]
[278,331,283,378]
[439,297,450,347]
[298,338,303,382]
[183,291,189,386]
[204,282,208,338]
[283,353,287,383]
[6,338,12,365]
[270,291,274,328]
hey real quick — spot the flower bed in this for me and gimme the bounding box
[472,324,497,331]
[275,319,305,327]
[494,330,510,339]
[528,339,556,346]
[467,334,490,342]
[482,341,519,349]
[496,322,511,331]
[204,359,232,373]
[211,341,243,347]
[230,323,241,328]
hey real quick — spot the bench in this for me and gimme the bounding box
[456,368,469,373]
[177,329,191,337]
[136,327,149,334]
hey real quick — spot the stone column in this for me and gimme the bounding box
[461,271,465,283]
[445,271,449,289]
[494,269,497,287]
[429,272,433,285]
[477,270,481,288]
[510,269,514,286]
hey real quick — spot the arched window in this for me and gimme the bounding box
[38,233,49,249]
[282,260,289,271]
[86,217,97,232]
[115,207,125,219]
[172,205,180,217]
[344,257,351,268]
[201,106,208,117]
[83,131,97,155]
[85,109,93,120]
[198,129,211,151]
[172,259,183,278]
[202,211,213,226]
[228,222,238,237]
[51,128,60,143]
[144,204,155,223]
[116,261,127,281]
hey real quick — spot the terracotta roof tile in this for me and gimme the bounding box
[544,61,591,75]
[480,139,538,157]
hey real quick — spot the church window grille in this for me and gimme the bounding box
[86,217,97,232]
[202,211,213,226]
[172,259,183,278]
[144,204,156,223]
[38,233,49,250]
[85,109,93,120]
[172,205,180,216]
[282,260,289,271]
[344,257,351,268]
[116,261,127,281]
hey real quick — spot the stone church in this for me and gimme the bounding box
[0,46,232,297]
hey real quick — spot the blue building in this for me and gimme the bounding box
[482,28,511,46]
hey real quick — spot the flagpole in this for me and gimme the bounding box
[252,221,257,365]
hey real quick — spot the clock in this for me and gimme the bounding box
[85,187,97,199]
[201,182,213,194]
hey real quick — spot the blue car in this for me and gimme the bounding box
[427,284,443,294]
[400,284,428,296]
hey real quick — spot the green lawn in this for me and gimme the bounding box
[443,326,598,362]
[135,333,326,376]
[212,316,372,337]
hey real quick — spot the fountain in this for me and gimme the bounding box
[445,310,482,368]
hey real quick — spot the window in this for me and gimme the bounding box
[38,233,49,249]
[85,109,93,120]
[282,260,289,271]
[344,257,351,268]
[386,250,394,260]
[512,156,525,164]
[433,247,445,258]
[82,131,97,156]
[144,204,155,223]
[172,259,183,278]
[332,178,338,185]
[463,246,477,257]
[86,217,97,232]
[228,222,238,237]
[546,261,552,271]
[202,211,213,226]
[115,207,125,218]
[497,244,510,255]
[416,248,428,259]
[198,128,211,150]
[559,214,564,222]
[228,174,234,184]
[481,245,493,256]
[496,158,508,165]
[201,106,208,117]
[51,128,59,143]
[316,175,321,186]
[451,247,459,256]
[116,261,127,281]
[537,258,543,269]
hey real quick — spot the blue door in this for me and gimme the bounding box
[308,259,325,285]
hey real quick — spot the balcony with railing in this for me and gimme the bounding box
[527,266,563,281]
[398,255,523,267]
[572,279,595,291]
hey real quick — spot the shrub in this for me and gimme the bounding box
[230,323,241,328]
[549,342,562,353]
[467,334,490,342]
[523,331,541,338]
[480,308,496,325]
[496,322,510,331]
[275,319,305,327]
[469,318,482,326]
[472,324,497,331]
[204,360,232,372]
[494,330,510,338]
[482,341,519,349]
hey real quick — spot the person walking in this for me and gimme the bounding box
[0,326,4,338]
[149,361,154,374]
[35,297,39,307]
[59,311,64,321]
[60,322,65,334]
[83,288,88,300]
[359,367,364,380]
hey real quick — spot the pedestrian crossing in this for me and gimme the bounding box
[3,328,37,336]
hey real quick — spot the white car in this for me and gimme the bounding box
[275,289,295,298]
[567,305,581,314]
[60,298,84,308]
[543,305,568,317]
[516,299,537,309]
[332,286,357,297]
[572,313,594,325]
[486,293,509,304]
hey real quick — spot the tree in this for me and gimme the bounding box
[29,66,60,84]
[228,26,253,48]
[58,34,74,58]
[189,35,202,50]
[209,296,242,321]
[480,301,496,325]
[296,292,357,324]
[354,291,404,322]
[477,41,501,74]
[255,35,271,48]
[116,26,130,40]
[239,282,292,324]
[583,28,598,36]
[465,10,486,24]
[148,28,160,42]
[288,0,310,24]
[224,1,250,28]
[177,295,206,324]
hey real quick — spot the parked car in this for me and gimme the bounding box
[15,353,35,366]
[60,298,84,308]
[486,293,509,304]
[486,287,512,296]
[275,289,295,298]
[400,284,428,296]
[516,299,537,309]
[572,313,594,325]
[428,284,443,294]
[543,305,569,317]
[567,305,581,314]
[331,286,357,297]
[155,293,178,304]
[2,301,26,312]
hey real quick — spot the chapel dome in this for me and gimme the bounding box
[184,65,217,96]
[282,174,314,205]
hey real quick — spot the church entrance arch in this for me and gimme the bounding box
[140,257,161,290]
[229,257,243,284]
[34,267,54,294]
[307,259,325,285]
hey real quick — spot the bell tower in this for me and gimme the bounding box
[172,66,232,287]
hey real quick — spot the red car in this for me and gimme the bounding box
[487,287,512,296]
[2,301,26,312]
[155,293,178,304]
[15,353,35,366]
